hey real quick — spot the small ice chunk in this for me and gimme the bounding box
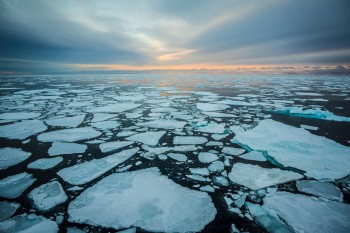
[0,120,47,140]
[222,147,245,156]
[0,148,31,170]
[28,181,68,211]
[38,127,101,142]
[196,103,230,112]
[99,141,134,153]
[186,174,207,182]
[208,161,224,172]
[173,136,208,145]
[264,192,350,233]
[45,115,85,128]
[0,173,36,198]
[212,176,229,186]
[240,151,266,162]
[200,185,215,192]
[28,157,63,170]
[300,124,319,131]
[198,152,219,163]
[0,214,58,233]
[68,168,216,232]
[190,168,210,176]
[0,202,20,221]
[137,119,187,129]
[233,194,246,208]
[48,142,87,156]
[228,163,303,190]
[126,131,166,146]
[58,148,139,185]
[296,180,343,201]
[167,153,187,162]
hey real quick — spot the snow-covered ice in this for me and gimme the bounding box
[28,181,68,211]
[58,148,139,185]
[228,163,303,190]
[68,168,216,232]
[0,148,31,170]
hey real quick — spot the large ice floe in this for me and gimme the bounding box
[271,107,350,122]
[68,168,216,232]
[229,163,303,190]
[58,148,139,185]
[45,114,86,127]
[0,147,31,170]
[0,214,58,233]
[0,120,47,140]
[263,192,350,233]
[232,119,350,180]
[38,127,101,142]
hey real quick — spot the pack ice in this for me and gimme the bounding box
[0,148,31,170]
[68,168,216,232]
[0,120,47,140]
[233,119,350,180]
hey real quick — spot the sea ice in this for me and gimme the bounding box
[136,119,187,129]
[198,152,219,163]
[296,180,343,201]
[0,148,31,170]
[202,112,236,118]
[222,147,245,156]
[0,214,58,233]
[90,120,120,130]
[126,131,165,146]
[88,103,141,113]
[45,115,86,128]
[58,148,139,185]
[196,103,230,112]
[99,141,134,153]
[167,153,187,162]
[173,136,208,145]
[27,157,63,170]
[0,120,47,140]
[228,163,303,190]
[38,127,101,142]
[28,181,68,211]
[232,119,350,180]
[0,173,36,199]
[208,161,225,172]
[48,142,87,156]
[190,168,210,176]
[68,168,216,232]
[0,202,20,221]
[264,192,350,233]
[0,112,41,120]
[240,151,266,162]
[194,123,226,134]
[91,113,116,122]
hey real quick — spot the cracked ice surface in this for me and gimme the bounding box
[68,168,216,232]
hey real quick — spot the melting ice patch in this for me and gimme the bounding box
[233,119,350,180]
[68,168,216,232]
[38,127,101,142]
[0,120,47,140]
[228,163,303,190]
[58,148,139,185]
[0,214,58,233]
[264,192,350,233]
[271,107,350,122]
[0,148,31,170]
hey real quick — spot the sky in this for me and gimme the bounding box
[1,0,350,74]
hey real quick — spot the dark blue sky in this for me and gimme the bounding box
[1,0,350,73]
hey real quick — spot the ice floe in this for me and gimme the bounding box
[0,112,41,120]
[126,131,165,146]
[194,123,226,134]
[173,136,208,145]
[0,202,20,221]
[45,114,86,128]
[264,192,350,233]
[167,153,187,162]
[0,148,31,170]
[27,157,63,170]
[222,147,245,156]
[0,120,47,140]
[136,119,187,129]
[99,141,134,153]
[48,142,87,156]
[58,148,139,185]
[198,152,219,163]
[296,180,343,201]
[28,181,68,211]
[228,163,303,190]
[0,173,36,199]
[88,103,141,113]
[38,127,101,142]
[68,168,216,232]
[0,214,58,233]
[196,103,230,112]
[239,151,266,162]
[233,119,350,180]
